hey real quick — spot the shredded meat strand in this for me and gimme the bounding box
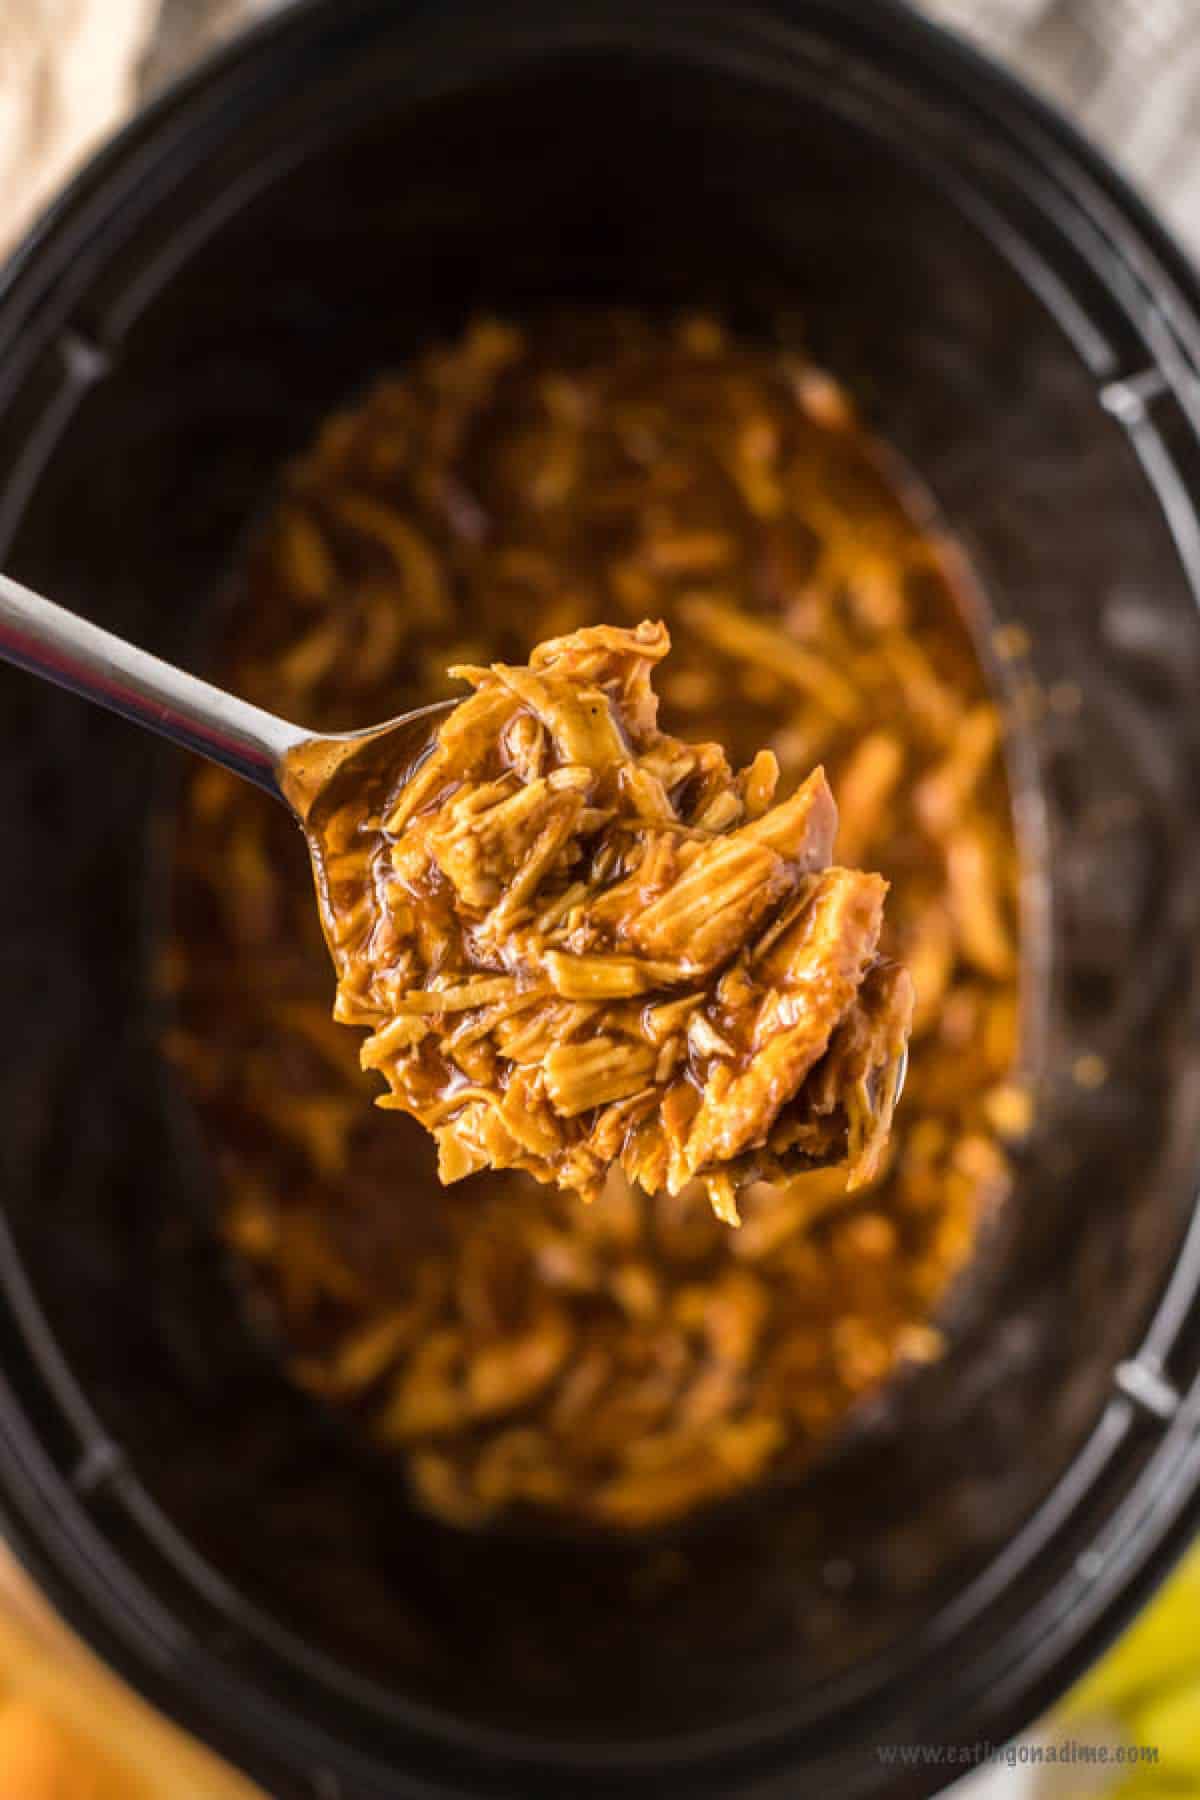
[307,622,912,1224]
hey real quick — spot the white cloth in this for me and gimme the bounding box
[0,0,159,253]
[926,0,1200,257]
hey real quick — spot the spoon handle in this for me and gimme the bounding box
[0,569,307,799]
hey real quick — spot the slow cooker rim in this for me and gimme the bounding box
[1,0,1197,392]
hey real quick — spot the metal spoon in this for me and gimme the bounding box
[0,569,453,822]
[0,568,909,1120]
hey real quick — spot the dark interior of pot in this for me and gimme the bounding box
[1,5,1200,1780]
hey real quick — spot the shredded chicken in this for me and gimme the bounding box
[307,622,912,1224]
[167,311,1023,1531]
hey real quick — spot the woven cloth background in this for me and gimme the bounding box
[1,0,1198,259]
[926,0,1200,256]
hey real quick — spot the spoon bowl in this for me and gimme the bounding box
[277,701,455,823]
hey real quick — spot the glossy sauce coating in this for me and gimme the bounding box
[305,620,911,1224]
[165,314,1023,1530]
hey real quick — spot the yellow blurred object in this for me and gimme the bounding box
[1128,1681,1200,1777]
[1062,1543,1200,1798]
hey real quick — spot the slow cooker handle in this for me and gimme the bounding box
[0,568,309,799]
